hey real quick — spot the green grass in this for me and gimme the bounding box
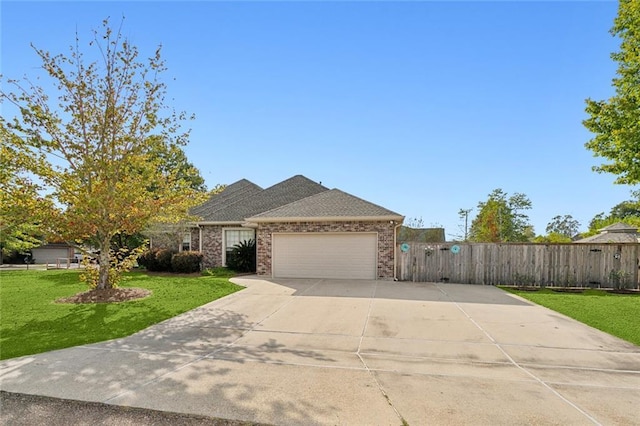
[0,270,243,360]
[501,287,640,346]
[201,267,237,278]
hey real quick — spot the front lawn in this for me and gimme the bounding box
[501,287,640,346]
[0,270,243,360]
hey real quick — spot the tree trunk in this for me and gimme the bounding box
[96,239,112,290]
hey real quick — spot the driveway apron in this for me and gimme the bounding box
[1,277,639,425]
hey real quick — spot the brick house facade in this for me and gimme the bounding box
[197,224,256,269]
[184,175,403,279]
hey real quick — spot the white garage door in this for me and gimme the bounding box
[272,233,377,279]
[31,248,70,264]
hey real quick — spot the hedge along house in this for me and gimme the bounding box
[188,175,404,279]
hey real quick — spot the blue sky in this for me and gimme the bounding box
[1,1,632,238]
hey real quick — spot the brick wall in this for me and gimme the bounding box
[200,225,224,268]
[256,221,397,279]
[199,224,256,269]
[190,228,200,253]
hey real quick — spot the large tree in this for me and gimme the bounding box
[545,215,581,238]
[584,0,640,184]
[532,214,581,243]
[1,19,206,289]
[585,199,640,236]
[608,199,640,219]
[468,189,533,242]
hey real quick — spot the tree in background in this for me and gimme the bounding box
[0,123,52,258]
[531,215,580,243]
[468,189,533,242]
[585,199,640,236]
[546,215,581,238]
[608,199,640,220]
[154,144,207,193]
[109,139,212,255]
[584,0,640,184]
[1,18,207,289]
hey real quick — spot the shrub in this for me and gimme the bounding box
[138,249,159,271]
[226,239,256,273]
[171,251,203,273]
[155,249,175,272]
[138,248,176,272]
[609,269,632,290]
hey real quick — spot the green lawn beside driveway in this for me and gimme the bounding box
[502,287,640,346]
[0,270,243,360]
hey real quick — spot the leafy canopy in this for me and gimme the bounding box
[584,0,640,185]
[0,123,52,255]
[0,18,207,288]
[468,189,533,242]
[532,215,581,243]
[584,199,640,236]
[545,215,581,238]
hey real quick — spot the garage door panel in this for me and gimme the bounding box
[273,233,377,280]
[31,248,71,264]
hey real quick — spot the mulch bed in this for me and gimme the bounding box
[550,288,585,293]
[56,288,151,304]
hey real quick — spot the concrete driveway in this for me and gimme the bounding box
[1,277,639,425]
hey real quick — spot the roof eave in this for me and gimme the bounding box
[194,221,245,226]
[245,215,405,223]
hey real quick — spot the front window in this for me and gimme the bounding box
[224,229,255,265]
[181,233,191,252]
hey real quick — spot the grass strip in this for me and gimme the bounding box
[0,270,243,360]
[501,287,640,346]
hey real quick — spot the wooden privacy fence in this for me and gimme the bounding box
[396,243,640,288]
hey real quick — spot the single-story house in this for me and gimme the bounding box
[30,243,75,264]
[575,222,639,243]
[185,175,404,279]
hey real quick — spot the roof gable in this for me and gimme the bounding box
[191,179,263,221]
[575,233,639,243]
[196,175,328,222]
[247,189,403,222]
[575,222,639,243]
[599,222,638,233]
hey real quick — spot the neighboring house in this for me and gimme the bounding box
[30,243,75,264]
[397,227,445,243]
[185,175,404,279]
[575,222,640,244]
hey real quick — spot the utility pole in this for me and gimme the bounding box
[458,208,472,241]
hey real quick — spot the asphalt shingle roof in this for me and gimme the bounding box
[599,222,638,232]
[194,175,328,222]
[397,227,445,243]
[247,189,403,221]
[575,222,639,243]
[190,179,263,221]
